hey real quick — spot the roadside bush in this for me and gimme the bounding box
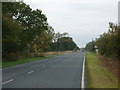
[96,22,119,60]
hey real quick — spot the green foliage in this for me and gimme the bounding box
[96,22,119,60]
[85,41,96,53]
[2,2,79,61]
[2,2,54,61]
[2,16,23,60]
[50,32,79,51]
[85,22,119,60]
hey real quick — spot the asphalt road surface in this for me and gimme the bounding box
[2,52,85,88]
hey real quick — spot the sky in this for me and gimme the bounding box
[24,0,119,48]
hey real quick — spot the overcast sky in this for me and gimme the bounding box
[24,0,119,48]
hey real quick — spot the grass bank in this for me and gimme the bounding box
[2,55,54,68]
[1,51,74,68]
[86,53,118,88]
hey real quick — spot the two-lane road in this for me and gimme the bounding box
[2,52,85,88]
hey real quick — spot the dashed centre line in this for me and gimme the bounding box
[42,66,46,68]
[2,79,14,85]
[27,71,34,74]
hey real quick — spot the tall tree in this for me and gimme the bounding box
[96,22,119,60]
[2,2,55,60]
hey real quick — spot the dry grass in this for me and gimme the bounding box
[40,51,74,56]
[97,55,119,78]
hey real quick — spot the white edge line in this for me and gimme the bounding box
[2,79,14,85]
[27,71,34,74]
[81,54,86,89]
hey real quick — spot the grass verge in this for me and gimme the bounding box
[86,53,118,88]
[1,56,51,68]
[1,53,64,68]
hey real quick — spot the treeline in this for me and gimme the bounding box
[2,2,79,61]
[50,32,79,51]
[85,22,120,60]
[85,41,95,53]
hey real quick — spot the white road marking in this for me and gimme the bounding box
[42,66,46,68]
[81,54,86,89]
[27,71,34,74]
[2,79,14,85]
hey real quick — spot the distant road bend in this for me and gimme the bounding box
[2,52,85,88]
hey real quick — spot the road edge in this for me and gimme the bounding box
[81,53,86,89]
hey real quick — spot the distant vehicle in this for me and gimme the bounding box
[81,50,84,52]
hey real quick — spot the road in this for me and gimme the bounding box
[2,52,85,88]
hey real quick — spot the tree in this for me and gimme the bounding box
[51,32,78,51]
[85,41,95,53]
[96,22,119,60]
[2,2,55,61]
[2,15,23,60]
